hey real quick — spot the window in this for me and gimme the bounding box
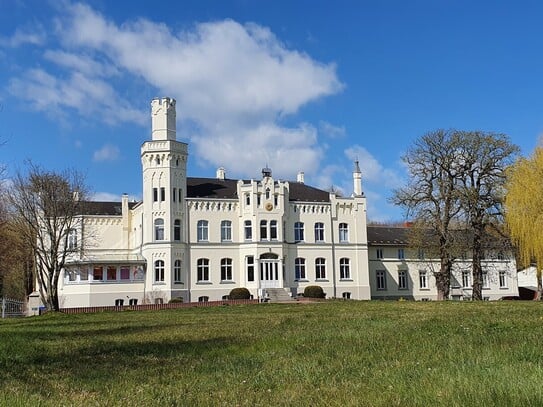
[93,266,103,281]
[499,271,507,288]
[178,188,182,202]
[339,223,349,242]
[315,258,326,279]
[274,194,278,206]
[245,194,250,206]
[497,251,506,260]
[376,248,383,259]
[155,298,164,304]
[174,260,182,283]
[222,295,230,300]
[246,256,255,282]
[482,271,489,288]
[398,249,405,260]
[173,187,177,202]
[398,270,408,290]
[314,222,325,242]
[418,249,425,260]
[174,219,181,241]
[339,258,351,280]
[66,270,77,282]
[80,268,88,281]
[67,229,78,250]
[107,266,117,281]
[265,188,270,200]
[244,220,252,240]
[221,220,232,242]
[197,220,208,242]
[257,194,261,207]
[270,220,278,240]
[260,220,267,240]
[154,260,164,282]
[221,258,233,281]
[153,187,158,202]
[294,222,304,242]
[295,258,306,280]
[120,267,130,280]
[115,299,124,306]
[154,218,165,241]
[160,187,165,201]
[198,296,209,302]
[376,270,387,290]
[129,298,138,306]
[197,258,209,282]
[419,270,428,289]
[342,292,351,299]
[462,271,471,288]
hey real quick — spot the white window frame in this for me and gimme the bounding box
[339,223,349,243]
[221,220,232,242]
[244,220,252,241]
[314,222,325,242]
[376,248,383,259]
[398,270,408,290]
[339,258,351,280]
[295,258,306,281]
[197,258,210,282]
[294,222,304,242]
[154,218,165,241]
[174,259,182,283]
[462,271,471,288]
[220,258,233,281]
[154,260,165,283]
[419,270,428,289]
[173,219,181,241]
[197,220,208,242]
[315,257,326,280]
[499,271,507,288]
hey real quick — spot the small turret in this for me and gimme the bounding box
[353,160,362,196]
[297,171,305,184]
[216,167,226,180]
[262,166,272,178]
[151,97,176,141]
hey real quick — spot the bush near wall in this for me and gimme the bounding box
[229,287,251,300]
[304,285,325,298]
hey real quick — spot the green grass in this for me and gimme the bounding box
[2,301,543,406]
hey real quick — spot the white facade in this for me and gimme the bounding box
[58,97,371,307]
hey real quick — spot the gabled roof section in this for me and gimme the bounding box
[186,177,330,203]
[367,226,410,246]
[78,201,138,216]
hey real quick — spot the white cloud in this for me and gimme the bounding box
[43,50,119,78]
[345,145,403,189]
[319,121,346,139]
[93,144,120,162]
[92,191,140,202]
[0,26,46,47]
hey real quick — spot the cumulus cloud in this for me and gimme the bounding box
[0,26,46,47]
[93,144,120,162]
[345,145,403,189]
[319,121,346,139]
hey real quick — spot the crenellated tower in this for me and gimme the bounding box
[141,97,188,302]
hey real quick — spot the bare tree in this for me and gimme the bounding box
[8,163,89,311]
[455,131,519,300]
[391,130,463,299]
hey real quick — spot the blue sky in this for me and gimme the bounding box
[1,1,542,221]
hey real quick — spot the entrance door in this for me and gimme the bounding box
[260,260,280,288]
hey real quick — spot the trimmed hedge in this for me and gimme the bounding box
[168,297,184,303]
[304,285,325,299]
[229,287,251,300]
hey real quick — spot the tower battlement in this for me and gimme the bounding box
[151,97,176,141]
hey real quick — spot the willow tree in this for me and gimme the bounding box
[8,164,89,311]
[504,148,543,299]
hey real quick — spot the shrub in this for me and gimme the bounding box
[168,297,184,303]
[229,287,251,300]
[304,285,325,299]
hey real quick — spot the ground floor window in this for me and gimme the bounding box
[339,258,350,280]
[342,292,351,299]
[129,299,138,306]
[198,296,209,302]
[246,256,255,282]
[398,270,408,290]
[174,260,182,283]
[197,258,210,282]
[221,258,233,281]
[419,270,428,289]
[499,271,507,288]
[154,260,165,282]
[315,258,326,280]
[376,270,387,290]
[115,299,124,306]
[295,258,306,280]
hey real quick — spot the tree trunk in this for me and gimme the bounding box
[471,223,483,301]
[536,270,543,301]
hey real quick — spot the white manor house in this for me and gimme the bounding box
[48,97,518,308]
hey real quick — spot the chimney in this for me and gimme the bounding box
[216,167,226,180]
[297,171,305,184]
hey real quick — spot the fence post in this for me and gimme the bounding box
[1,297,5,319]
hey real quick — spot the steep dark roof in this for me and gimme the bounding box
[78,201,138,216]
[367,226,410,246]
[186,177,330,202]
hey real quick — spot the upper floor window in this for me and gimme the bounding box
[154,218,165,241]
[154,260,165,282]
[339,223,349,243]
[246,256,255,282]
[172,187,177,202]
[257,194,261,207]
[482,271,489,288]
[260,220,267,240]
[314,222,325,242]
[197,258,209,282]
[197,220,208,242]
[221,258,233,281]
[462,271,471,288]
[160,187,165,201]
[274,194,278,206]
[418,249,425,260]
[270,220,278,240]
[398,270,408,289]
[339,258,351,280]
[265,188,270,200]
[376,248,383,259]
[245,193,250,206]
[93,266,103,281]
[174,219,181,241]
[398,249,405,260]
[174,259,182,283]
[295,258,306,280]
[153,188,158,202]
[376,270,387,290]
[221,220,232,242]
[67,228,78,250]
[294,222,304,242]
[244,220,252,241]
[315,257,326,279]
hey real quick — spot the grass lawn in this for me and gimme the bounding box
[2,301,543,406]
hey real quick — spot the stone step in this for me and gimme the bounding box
[265,288,295,302]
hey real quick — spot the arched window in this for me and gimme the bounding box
[339,258,350,280]
[174,260,182,283]
[154,260,164,282]
[197,258,209,282]
[197,220,208,242]
[221,220,232,242]
[154,218,164,241]
[315,257,326,279]
[339,223,349,242]
[221,258,233,281]
[174,219,181,241]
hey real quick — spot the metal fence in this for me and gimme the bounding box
[1,297,26,318]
